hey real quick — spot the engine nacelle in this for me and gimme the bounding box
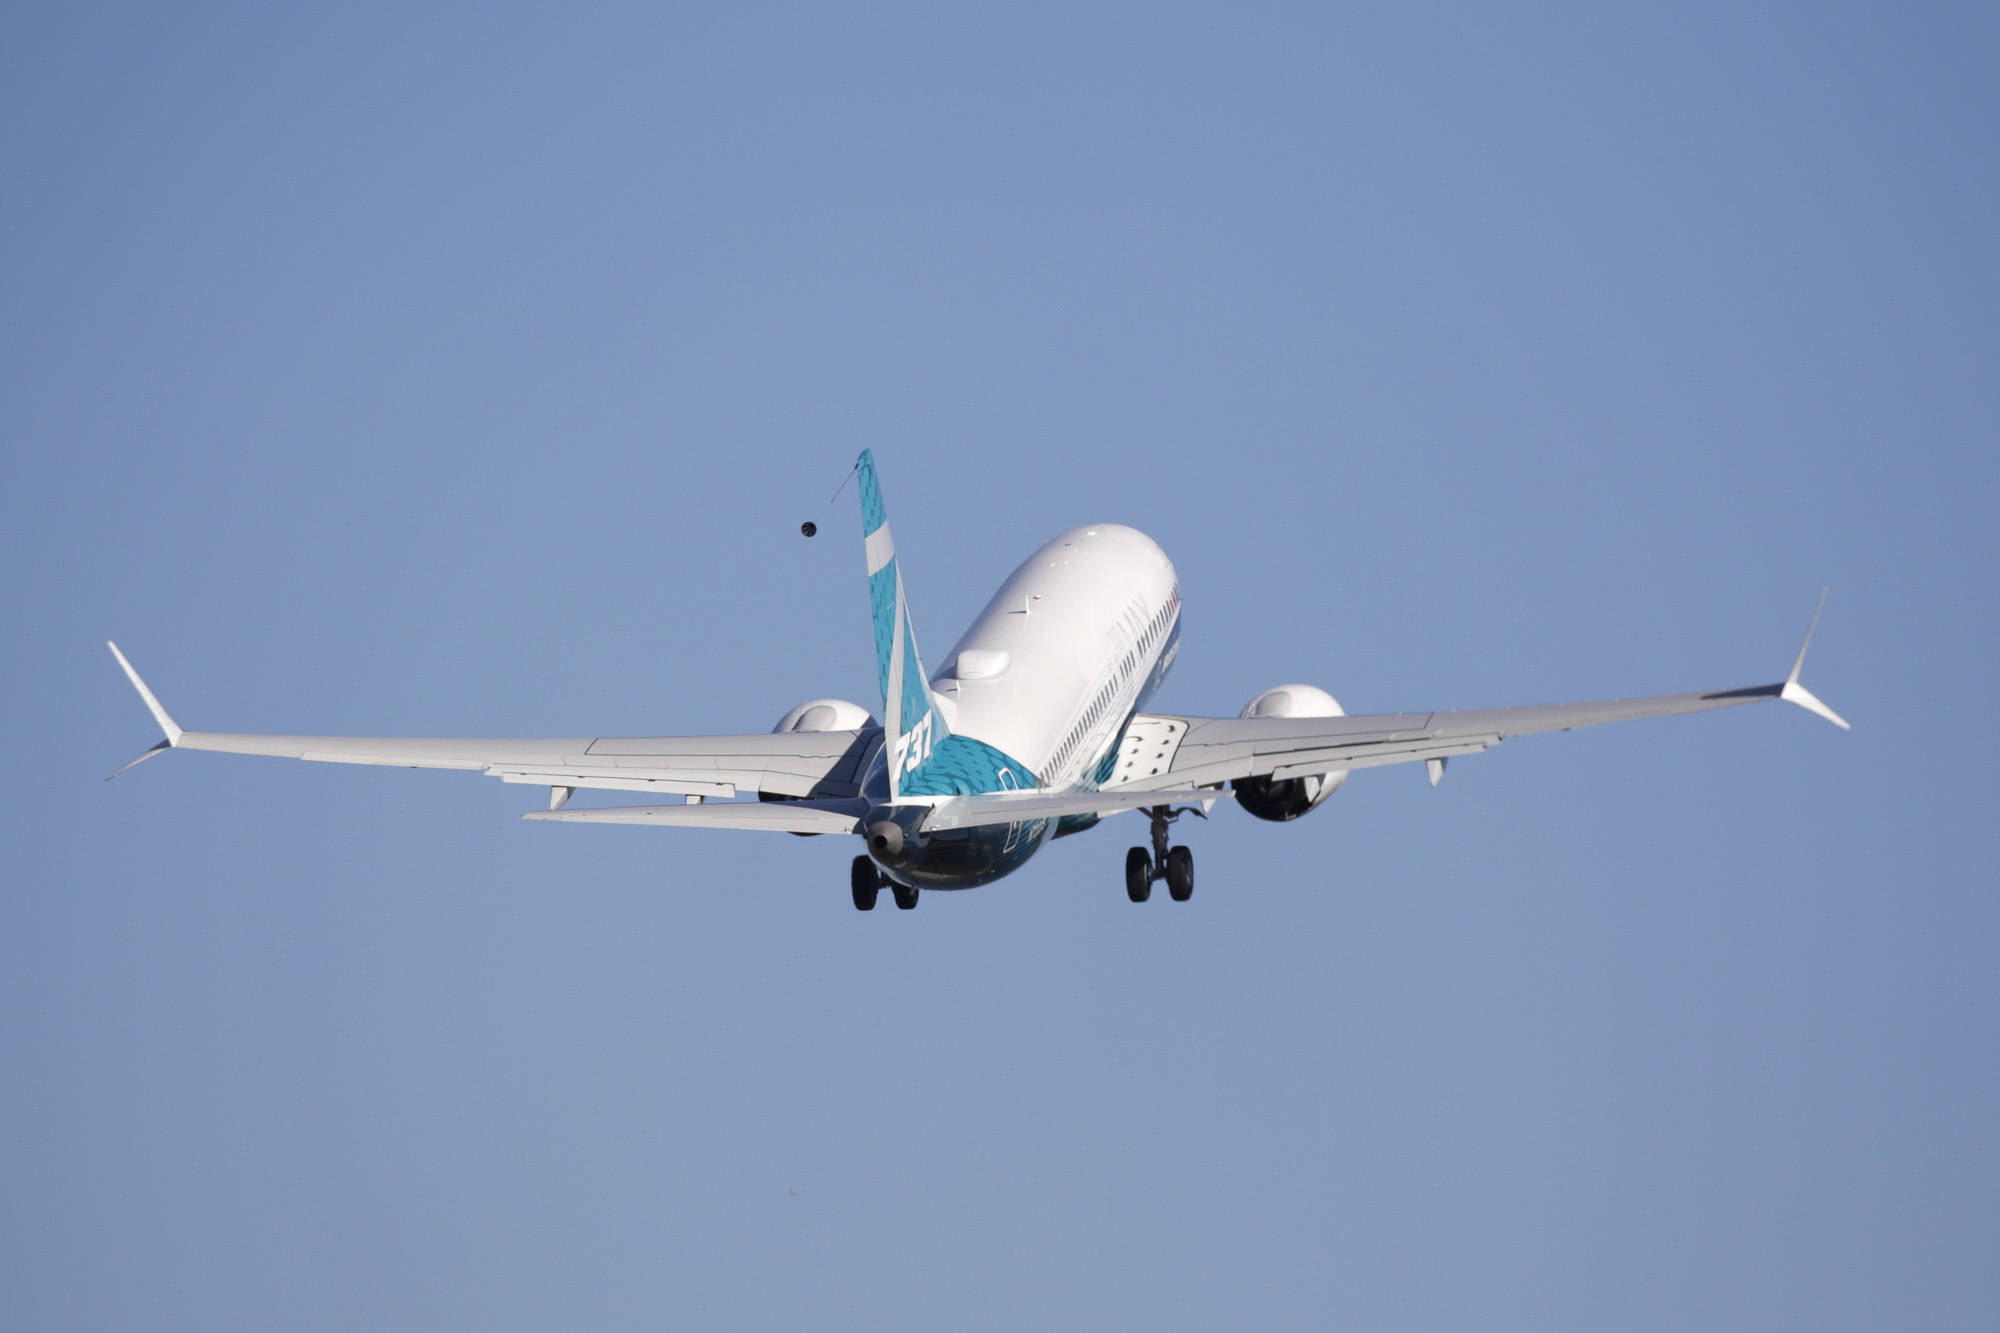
[1232,683,1348,822]
[771,698,877,734]
[763,699,879,829]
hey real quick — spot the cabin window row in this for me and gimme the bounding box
[1050,591,1176,778]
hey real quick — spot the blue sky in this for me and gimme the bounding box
[5,3,1996,1328]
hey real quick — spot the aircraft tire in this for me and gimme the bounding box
[1125,847,1152,903]
[1165,846,1194,901]
[892,882,920,910]
[851,856,880,912]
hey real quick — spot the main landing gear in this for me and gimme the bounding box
[1126,804,1200,903]
[851,856,918,912]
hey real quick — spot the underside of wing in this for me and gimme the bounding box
[1099,710,1502,791]
[1104,597,1848,791]
[1110,684,1841,793]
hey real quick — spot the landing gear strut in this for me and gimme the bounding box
[1126,804,1201,902]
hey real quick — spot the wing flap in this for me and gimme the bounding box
[920,788,1232,832]
[1267,735,1500,780]
[492,768,737,798]
[142,699,878,799]
[523,799,867,834]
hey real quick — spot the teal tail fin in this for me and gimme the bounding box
[858,450,953,798]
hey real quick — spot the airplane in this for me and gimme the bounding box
[108,450,1848,910]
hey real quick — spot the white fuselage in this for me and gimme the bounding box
[932,524,1182,790]
[861,524,1184,889]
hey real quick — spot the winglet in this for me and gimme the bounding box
[105,739,172,781]
[108,641,183,746]
[1778,592,1851,730]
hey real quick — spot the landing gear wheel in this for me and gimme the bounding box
[850,856,880,912]
[892,882,920,910]
[1165,845,1194,901]
[1125,847,1153,902]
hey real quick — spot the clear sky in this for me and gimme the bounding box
[6,3,1996,1328]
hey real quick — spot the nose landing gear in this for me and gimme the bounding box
[1126,804,1201,902]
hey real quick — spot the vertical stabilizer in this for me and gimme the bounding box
[857,451,953,797]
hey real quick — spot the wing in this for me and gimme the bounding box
[105,643,880,806]
[1101,596,1850,793]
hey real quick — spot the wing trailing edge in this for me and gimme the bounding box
[524,798,868,834]
[918,787,1232,832]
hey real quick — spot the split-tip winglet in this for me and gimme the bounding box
[1779,591,1851,730]
[106,642,184,779]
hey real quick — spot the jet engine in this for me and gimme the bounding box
[1231,683,1348,822]
[771,698,877,735]
[762,699,879,829]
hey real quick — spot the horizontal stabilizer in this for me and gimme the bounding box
[524,798,868,834]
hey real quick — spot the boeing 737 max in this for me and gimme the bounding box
[108,450,1848,909]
